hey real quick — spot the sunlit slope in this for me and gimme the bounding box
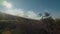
[0,12,40,23]
[0,12,25,20]
[0,12,41,28]
[0,12,59,33]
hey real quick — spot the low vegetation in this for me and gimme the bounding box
[0,12,60,34]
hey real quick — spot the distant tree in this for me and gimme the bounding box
[42,12,55,34]
[44,12,50,17]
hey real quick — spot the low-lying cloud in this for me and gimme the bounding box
[2,9,41,20]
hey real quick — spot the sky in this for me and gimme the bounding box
[0,0,60,20]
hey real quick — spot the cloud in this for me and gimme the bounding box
[27,11,37,18]
[27,11,41,20]
[5,9,25,17]
[1,9,41,20]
